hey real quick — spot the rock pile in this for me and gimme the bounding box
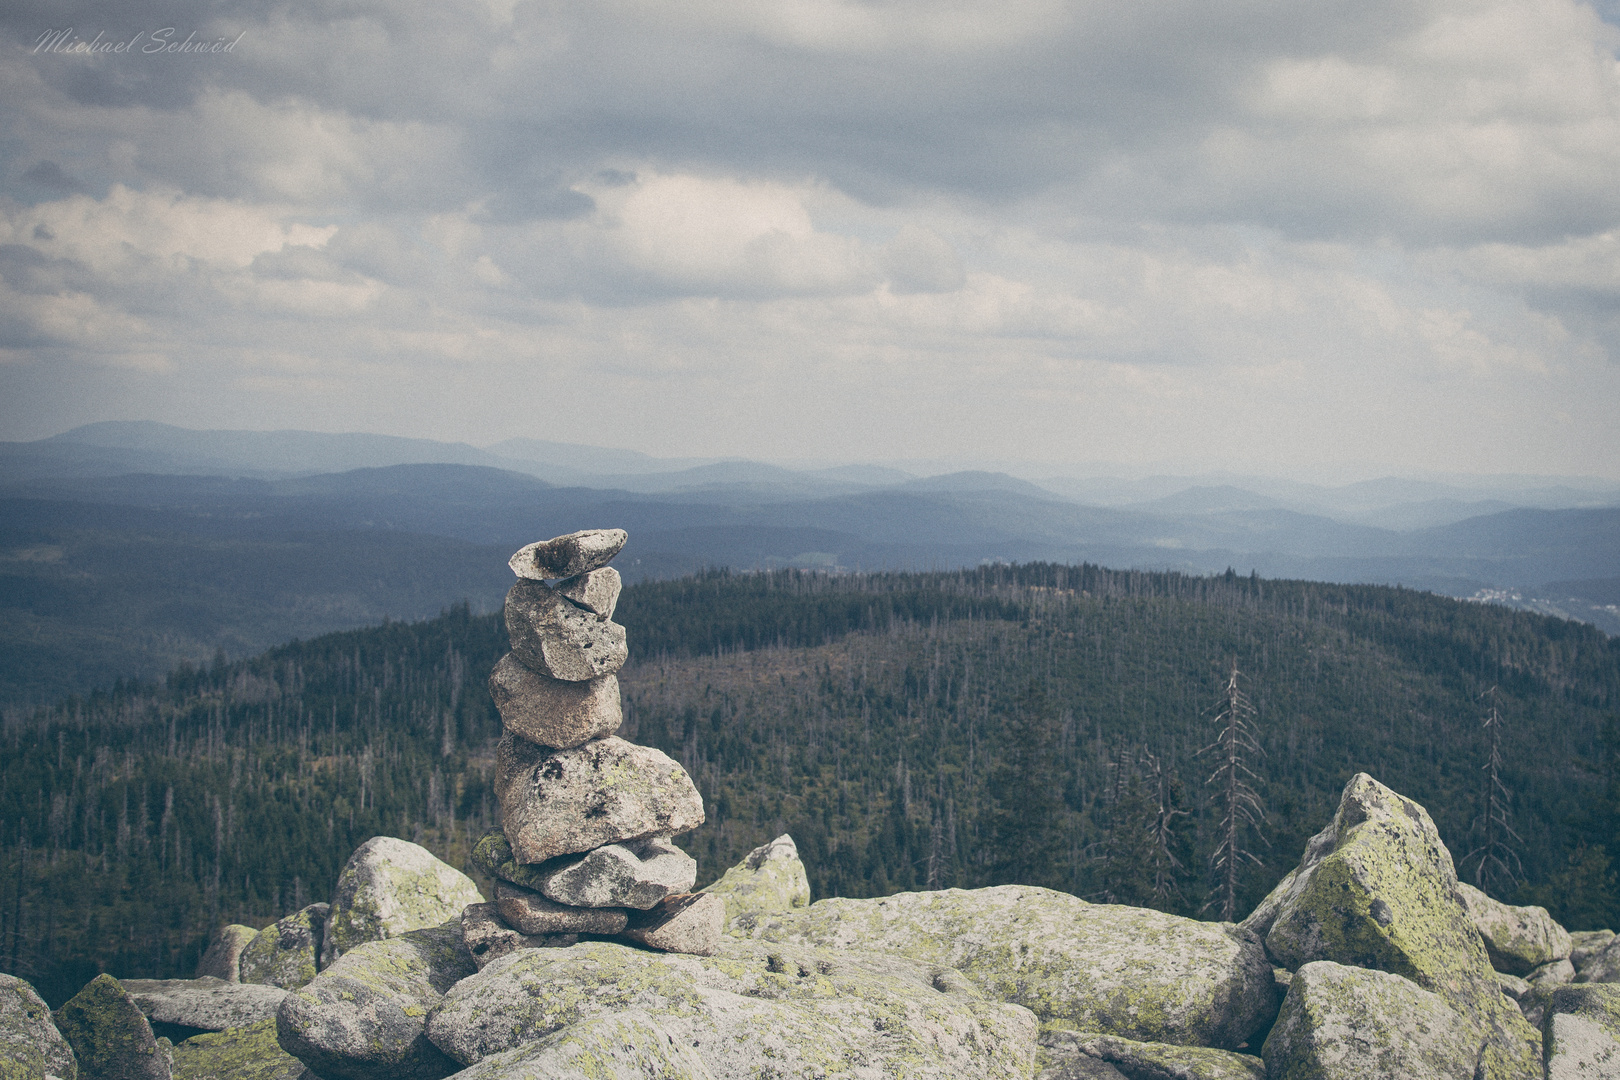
[465,528,719,966]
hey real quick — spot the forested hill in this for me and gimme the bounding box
[3,564,1618,1006]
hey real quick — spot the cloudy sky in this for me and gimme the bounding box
[3,0,1619,479]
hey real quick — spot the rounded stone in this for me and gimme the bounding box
[488,654,621,749]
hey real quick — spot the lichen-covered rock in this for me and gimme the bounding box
[1570,930,1615,970]
[494,734,704,864]
[441,1010,712,1080]
[493,881,628,935]
[539,836,697,909]
[1529,957,1575,988]
[122,978,287,1033]
[1242,773,1539,1079]
[424,939,1037,1079]
[320,837,485,967]
[1543,983,1620,1079]
[1496,971,1530,1001]
[503,581,627,682]
[487,655,620,749]
[1262,961,1478,1079]
[1035,1051,1129,1080]
[53,974,170,1080]
[170,1018,310,1080]
[743,884,1278,1050]
[468,827,548,892]
[240,905,328,990]
[556,567,621,619]
[276,920,473,1080]
[1042,1030,1265,1080]
[508,530,627,581]
[620,893,723,956]
[1458,882,1572,976]
[701,833,811,935]
[459,903,575,970]
[1575,936,1620,983]
[1,974,75,1080]
[195,925,259,983]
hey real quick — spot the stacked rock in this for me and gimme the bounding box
[464,528,722,967]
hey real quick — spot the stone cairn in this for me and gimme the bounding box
[463,528,721,968]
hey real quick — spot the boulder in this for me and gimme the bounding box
[744,884,1278,1050]
[1241,773,1539,1079]
[423,939,1038,1079]
[487,656,620,749]
[438,1011,712,1080]
[494,734,704,864]
[468,827,549,892]
[240,904,329,990]
[1543,983,1620,1079]
[555,567,621,618]
[1528,957,1575,988]
[459,902,575,970]
[194,925,259,983]
[276,920,473,1080]
[1041,1030,1265,1080]
[1261,960,1479,1080]
[1570,930,1615,972]
[169,1018,310,1080]
[503,581,627,682]
[701,833,811,934]
[1035,1052,1129,1080]
[538,836,697,909]
[122,979,287,1033]
[620,892,723,956]
[1575,936,1620,983]
[0,973,76,1080]
[493,881,628,935]
[53,974,170,1080]
[320,837,485,967]
[1457,881,1572,975]
[507,530,627,581]
[1496,971,1530,1002]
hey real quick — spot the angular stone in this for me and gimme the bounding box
[508,530,627,580]
[459,902,576,970]
[701,833,811,935]
[0,973,76,1080]
[1243,773,1539,1079]
[1530,957,1576,988]
[556,567,621,619]
[1544,984,1620,1079]
[423,939,1037,1079]
[169,1017,310,1080]
[54,974,170,1080]
[1576,936,1620,983]
[620,893,723,956]
[122,978,287,1034]
[275,920,472,1080]
[1458,881,1572,975]
[1042,1030,1264,1080]
[487,655,620,749]
[540,837,697,910]
[1261,960,1478,1080]
[439,1011,713,1080]
[495,734,705,864]
[1571,930,1616,972]
[1496,971,1530,1001]
[469,827,551,892]
[494,881,628,935]
[194,925,259,983]
[240,904,328,990]
[319,836,485,967]
[503,581,627,681]
[744,884,1278,1050]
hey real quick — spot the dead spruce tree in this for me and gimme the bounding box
[1200,659,1266,921]
[1463,685,1523,897]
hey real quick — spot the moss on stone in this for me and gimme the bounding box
[53,974,169,1080]
[170,1019,307,1080]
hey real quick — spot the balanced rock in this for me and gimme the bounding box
[538,836,697,909]
[240,904,328,990]
[440,1011,712,1080]
[122,978,287,1033]
[1543,983,1620,1078]
[1261,960,1479,1080]
[194,925,259,983]
[1041,1031,1264,1080]
[508,529,627,581]
[459,902,576,971]
[701,833,811,934]
[1457,881,1572,976]
[319,837,484,967]
[503,580,627,681]
[556,566,621,618]
[0,973,76,1080]
[469,827,549,892]
[493,881,629,935]
[54,974,170,1080]
[621,892,724,956]
[168,1017,311,1080]
[487,654,620,749]
[495,733,705,864]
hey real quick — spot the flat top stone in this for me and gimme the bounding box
[122,978,288,1031]
[509,530,628,580]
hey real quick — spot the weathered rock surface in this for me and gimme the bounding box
[743,884,1278,1049]
[701,833,811,934]
[54,974,170,1080]
[169,1018,310,1080]
[494,733,704,863]
[539,836,697,909]
[1241,773,1539,1079]
[440,1010,712,1080]
[555,567,621,619]
[1570,930,1615,972]
[620,892,723,956]
[1035,1051,1129,1080]
[1529,957,1576,988]
[1,973,76,1080]
[1543,983,1620,1079]
[276,920,473,1080]
[487,655,620,749]
[320,837,484,967]
[459,902,576,970]
[503,581,627,682]
[493,881,628,935]
[1261,960,1478,1080]
[123,978,287,1033]
[1575,936,1620,983]
[194,925,259,983]
[468,827,548,891]
[508,530,627,581]
[1458,881,1572,976]
[1496,971,1530,1001]
[424,939,1038,1079]
[240,904,329,990]
[1042,1030,1265,1080]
